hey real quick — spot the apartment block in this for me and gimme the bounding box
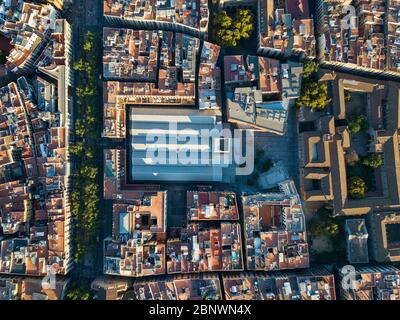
[166,222,243,274]
[387,0,400,73]
[224,55,303,135]
[103,191,167,277]
[223,269,336,300]
[0,276,70,300]
[316,0,400,73]
[0,76,72,276]
[187,191,239,221]
[129,274,222,300]
[103,0,209,33]
[103,28,159,80]
[242,180,309,271]
[0,1,59,73]
[258,0,316,56]
[199,41,221,110]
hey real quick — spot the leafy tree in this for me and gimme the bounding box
[73,59,91,72]
[213,9,253,47]
[302,61,319,79]
[76,85,95,97]
[85,115,96,124]
[76,86,86,98]
[75,119,86,137]
[362,153,383,169]
[83,38,95,52]
[83,39,93,52]
[80,166,97,179]
[308,206,338,238]
[214,10,232,28]
[85,149,94,159]
[233,9,254,39]
[70,142,84,155]
[296,82,330,109]
[309,219,339,237]
[86,31,95,41]
[348,121,361,134]
[66,288,91,300]
[348,114,367,134]
[83,32,95,52]
[348,176,367,199]
[216,29,237,47]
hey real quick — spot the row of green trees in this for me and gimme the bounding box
[71,31,100,263]
[296,61,330,110]
[212,9,253,47]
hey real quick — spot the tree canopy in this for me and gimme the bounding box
[66,287,91,300]
[308,206,339,238]
[348,114,367,134]
[348,176,367,199]
[302,61,319,79]
[362,153,383,169]
[296,81,330,109]
[213,9,254,47]
[71,31,101,263]
[309,219,339,237]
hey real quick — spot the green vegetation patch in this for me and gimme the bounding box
[296,61,330,110]
[308,207,339,238]
[347,176,367,199]
[70,31,101,263]
[346,151,382,197]
[66,284,92,300]
[212,9,254,48]
[347,114,367,134]
[362,153,383,169]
